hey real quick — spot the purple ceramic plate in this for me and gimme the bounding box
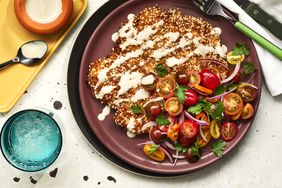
[78,0,262,175]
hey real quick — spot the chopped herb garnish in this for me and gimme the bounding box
[148,144,160,154]
[175,143,188,153]
[174,85,189,104]
[211,140,227,157]
[187,100,206,115]
[155,64,169,77]
[204,102,224,121]
[241,61,256,78]
[156,114,170,126]
[232,43,250,56]
[191,143,201,158]
[213,84,226,96]
[131,105,143,114]
[188,100,224,121]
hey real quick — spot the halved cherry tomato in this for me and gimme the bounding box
[143,144,165,162]
[176,71,189,85]
[241,103,254,120]
[210,119,221,139]
[237,84,257,102]
[187,71,201,86]
[156,77,176,98]
[226,51,245,65]
[193,85,213,96]
[199,69,220,90]
[227,69,241,83]
[164,97,183,116]
[178,135,196,147]
[196,128,211,148]
[230,110,242,120]
[223,93,243,115]
[196,112,210,130]
[167,124,181,142]
[184,89,198,106]
[221,122,237,141]
[180,120,199,139]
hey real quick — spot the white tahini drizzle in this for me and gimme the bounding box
[117,71,143,95]
[98,106,111,121]
[131,88,149,102]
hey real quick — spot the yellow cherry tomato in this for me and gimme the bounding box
[210,119,221,139]
[227,51,245,65]
[143,144,165,162]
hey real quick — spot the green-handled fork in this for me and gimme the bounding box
[193,0,282,61]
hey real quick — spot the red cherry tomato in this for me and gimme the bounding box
[176,71,189,85]
[221,122,237,141]
[164,97,183,116]
[184,89,198,106]
[145,102,162,118]
[156,77,176,98]
[149,126,165,142]
[180,120,198,139]
[227,69,241,83]
[178,135,196,147]
[199,69,220,90]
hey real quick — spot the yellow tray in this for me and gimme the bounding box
[0,0,87,113]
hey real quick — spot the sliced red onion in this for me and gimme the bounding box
[164,140,176,150]
[173,150,179,166]
[178,112,185,125]
[173,117,178,124]
[159,146,173,163]
[221,62,241,84]
[137,141,154,146]
[172,154,185,159]
[200,58,229,70]
[240,82,258,90]
[199,126,208,143]
[141,121,157,132]
[208,86,237,100]
[143,97,164,107]
[245,73,256,84]
[184,111,209,126]
[161,132,167,135]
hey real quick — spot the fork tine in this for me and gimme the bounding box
[193,0,205,11]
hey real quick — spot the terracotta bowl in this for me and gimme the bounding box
[14,0,73,34]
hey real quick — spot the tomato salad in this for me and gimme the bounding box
[136,43,257,164]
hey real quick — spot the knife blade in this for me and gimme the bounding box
[234,0,282,40]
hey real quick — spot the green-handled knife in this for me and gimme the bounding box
[193,0,282,61]
[234,0,282,40]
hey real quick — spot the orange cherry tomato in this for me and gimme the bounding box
[196,128,211,148]
[143,144,165,162]
[167,124,181,142]
[165,97,183,116]
[187,71,201,86]
[241,103,254,120]
[196,112,210,130]
[230,110,242,120]
[156,77,176,98]
[223,93,243,115]
[193,85,213,96]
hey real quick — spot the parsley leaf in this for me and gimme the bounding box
[232,43,250,56]
[174,85,189,103]
[204,102,224,121]
[175,143,188,153]
[211,140,227,157]
[148,144,160,154]
[131,105,143,114]
[156,114,170,126]
[213,84,225,96]
[187,100,206,115]
[191,143,201,158]
[155,64,169,77]
[241,61,256,78]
